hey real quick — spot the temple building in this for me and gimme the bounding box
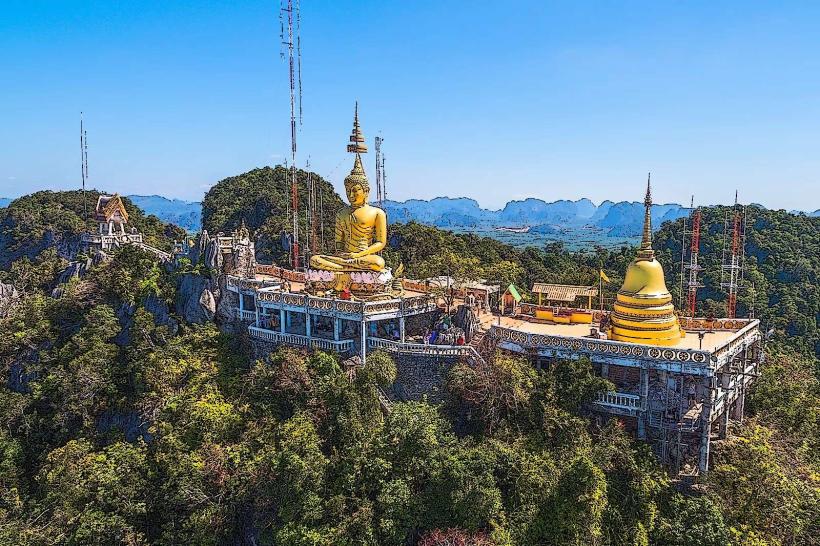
[95,194,130,236]
[219,108,761,479]
[609,179,684,345]
[80,193,171,260]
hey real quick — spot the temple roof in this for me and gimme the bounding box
[531,283,598,301]
[94,194,129,223]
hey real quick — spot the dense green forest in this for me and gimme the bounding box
[201,166,344,265]
[0,176,817,544]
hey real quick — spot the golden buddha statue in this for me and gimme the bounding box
[309,106,388,273]
[608,176,684,346]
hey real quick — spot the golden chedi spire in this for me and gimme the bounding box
[608,174,684,346]
[346,101,368,154]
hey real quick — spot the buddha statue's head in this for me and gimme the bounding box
[344,154,369,208]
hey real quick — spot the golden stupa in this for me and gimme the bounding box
[608,176,684,346]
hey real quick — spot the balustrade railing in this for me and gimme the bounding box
[489,325,712,366]
[248,326,354,352]
[367,338,484,363]
[235,309,257,322]
[594,391,641,410]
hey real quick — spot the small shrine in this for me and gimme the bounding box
[94,194,130,235]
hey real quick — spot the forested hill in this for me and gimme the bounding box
[654,205,820,358]
[0,183,817,544]
[202,165,344,264]
[0,190,181,269]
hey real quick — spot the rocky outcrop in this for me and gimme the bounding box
[176,273,218,324]
[0,227,84,269]
[452,304,480,342]
[144,293,178,333]
[0,282,19,317]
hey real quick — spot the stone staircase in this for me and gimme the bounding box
[131,241,173,262]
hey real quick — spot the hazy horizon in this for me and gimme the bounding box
[2,1,819,210]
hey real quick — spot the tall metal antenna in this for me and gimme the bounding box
[306,157,318,255]
[80,112,89,223]
[678,197,689,311]
[683,196,703,317]
[721,191,746,319]
[374,135,384,207]
[280,0,303,268]
[381,151,387,204]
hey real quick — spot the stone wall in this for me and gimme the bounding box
[388,353,460,403]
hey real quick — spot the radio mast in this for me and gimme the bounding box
[280,0,303,268]
[80,112,89,223]
[721,192,746,319]
[374,136,384,208]
[684,198,703,317]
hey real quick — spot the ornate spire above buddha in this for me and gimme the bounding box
[608,174,684,346]
[309,104,387,273]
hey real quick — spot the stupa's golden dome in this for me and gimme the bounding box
[608,177,684,346]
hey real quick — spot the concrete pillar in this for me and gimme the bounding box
[285,311,292,330]
[334,318,341,341]
[699,393,713,474]
[239,293,244,313]
[601,363,609,378]
[305,313,312,338]
[360,320,367,365]
[279,309,286,334]
[254,303,259,327]
[637,366,649,440]
[399,317,406,343]
[719,408,729,439]
[733,382,745,423]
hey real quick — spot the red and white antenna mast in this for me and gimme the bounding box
[721,191,746,319]
[280,0,303,268]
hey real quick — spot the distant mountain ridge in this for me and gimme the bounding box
[2,194,818,233]
[125,195,201,232]
[381,196,692,237]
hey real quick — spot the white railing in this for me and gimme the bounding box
[594,391,641,410]
[235,309,257,322]
[367,338,484,362]
[248,326,354,352]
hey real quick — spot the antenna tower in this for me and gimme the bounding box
[374,136,384,207]
[80,112,89,223]
[720,192,746,319]
[683,199,704,317]
[306,158,318,254]
[381,149,387,204]
[280,0,303,268]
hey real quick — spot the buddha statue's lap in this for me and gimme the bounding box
[309,252,385,272]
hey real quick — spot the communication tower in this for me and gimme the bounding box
[721,192,747,319]
[280,0,303,268]
[80,113,89,223]
[678,197,704,317]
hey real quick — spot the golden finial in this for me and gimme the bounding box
[638,173,654,259]
[346,101,368,154]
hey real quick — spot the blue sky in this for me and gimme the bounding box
[1,1,819,210]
